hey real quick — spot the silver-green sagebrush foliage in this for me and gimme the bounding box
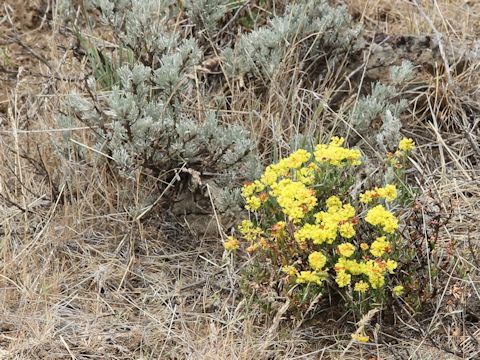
[223,0,360,80]
[60,0,410,216]
[64,63,256,187]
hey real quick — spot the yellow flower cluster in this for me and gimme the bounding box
[393,285,405,297]
[224,236,240,251]
[271,179,317,223]
[296,270,326,285]
[308,251,327,270]
[237,137,406,305]
[337,243,356,257]
[370,236,391,257]
[334,257,398,289]
[260,149,311,186]
[365,205,398,234]
[360,184,397,204]
[238,220,263,242]
[282,265,298,276]
[398,137,415,152]
[335,270,352,287]
[314,137,362,166]
[295,196,356,244]
[241,180,266,211]
[295,163,318,185]
[351,333,369,343]
[354,280,370,293]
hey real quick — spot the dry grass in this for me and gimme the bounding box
[1,0,480,359]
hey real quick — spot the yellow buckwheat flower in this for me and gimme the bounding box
[370,236,390,257]
[365,205,398,233]
[271,179,317,223]
[378,184,397,202]
[326,195,342,210]
[295,163,317,185]
[354,281,370,293]
[365,261,386,289]
[351,333,369,342]
[314,137,362,166]
[398,137,415,152]
[337,243,356,258]
[339,222,356,238]
[393,285,405,297]
[283,149,311,169]
[239,220,263,242]
[335,270,351,287]
[245,195,261,211]
[308,251,327,271]
[224,236,239,251]
[386,259,398,273]
[360,184,397,203]
[282,265,298,276]
[294,223,335,244]
[296,271,325,285]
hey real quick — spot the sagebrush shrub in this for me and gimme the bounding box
[60,0,411,221]
[223,0,359,80]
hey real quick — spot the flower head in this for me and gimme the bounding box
[224,236,240,251]
[398,137,415,152]
[337,243,356,258]
[354,280,370,293]
[370,236,390,257]
[351,333,369,342]
[308,251,327,271]
[335,270,351,287]
[365,205,398,233]
[393,285,405,297]
[296,271,325,285]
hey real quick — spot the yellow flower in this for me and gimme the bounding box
[345,259,365,275]
[224,236,239,251]
[260,165,280,186]
[245,195,261,211]
[241,182,257,198]
[282,265,298,276]
[283,149,311,169]
[351,333,369,342]
[295,164,317,185]
[339,222,356,238]
[337,243,356,258]
[398,137,415,152]
[246,243,259,253]
[354,280,370,293]
[360,243,369,251]
[314,137,362,166]
[296,271,325,285]
[239,220,263,242]
[393,285,404,297]
[370,236,390,257]
[364,261,386,289]
[365,205,398,234]
[335,270,351,287]
[295,223,335,244]
[360,184,397,203]
[308,251,327,271]
[330,136,344,147]
[326,195,342,210]
[270,179,317,222]
[378,184,397,202]
[386,259,398,273]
